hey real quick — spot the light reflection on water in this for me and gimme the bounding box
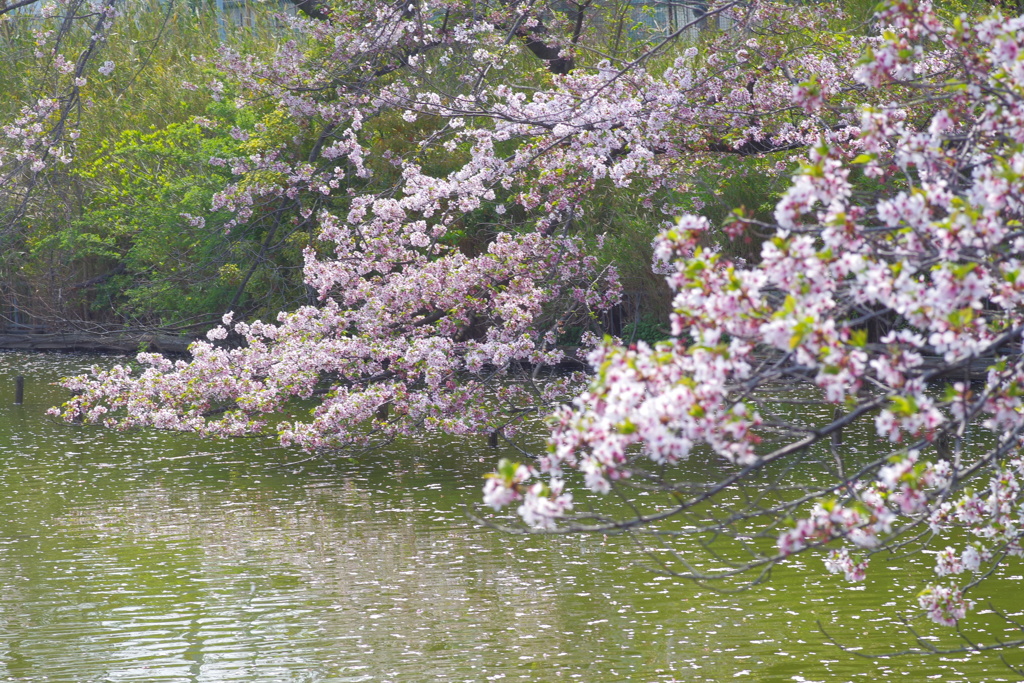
[0,351,1022,682]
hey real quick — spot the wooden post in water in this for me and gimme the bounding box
[14,375,24,405]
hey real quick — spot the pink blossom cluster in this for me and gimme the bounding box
[824,548,868,583]
[934,545,986,577]
[917,585,973,627]
[483,459,574,530]
[778,490,893,556]
[53,222,615,449]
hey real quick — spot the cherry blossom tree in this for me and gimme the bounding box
[480,0,1024,658]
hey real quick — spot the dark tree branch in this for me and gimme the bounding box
[0,0,41,16]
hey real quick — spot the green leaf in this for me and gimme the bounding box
[890,395,918,416]
[497,458,518,481]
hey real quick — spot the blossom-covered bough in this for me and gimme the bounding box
[46,0,1024,662]
[481,0,1024,659]
[50,0,869,442]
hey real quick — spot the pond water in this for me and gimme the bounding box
[1,351,1022,682]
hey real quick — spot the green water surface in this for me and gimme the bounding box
[0,351,1022,682]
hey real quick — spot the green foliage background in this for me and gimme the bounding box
[3,0,988,338]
